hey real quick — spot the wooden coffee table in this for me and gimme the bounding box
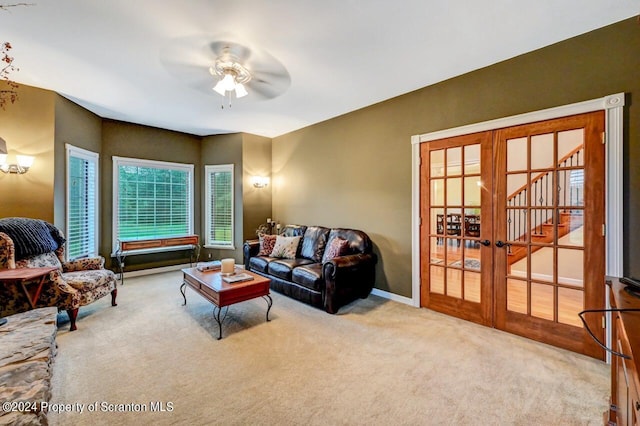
[180,267,272,339]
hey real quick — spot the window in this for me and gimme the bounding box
[205,164,234,249]
[66,144,99,260]
[113,156,194,252]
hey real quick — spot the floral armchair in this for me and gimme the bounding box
[0,218,117,331]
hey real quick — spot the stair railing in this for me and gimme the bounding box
[506,144,584,244]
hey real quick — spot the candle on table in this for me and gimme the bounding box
[221,258,235,275]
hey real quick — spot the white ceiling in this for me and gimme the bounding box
[2,1,638,138]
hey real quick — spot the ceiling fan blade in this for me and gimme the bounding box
[160,61,216,93]
[247,79,288,100]
[160,35,218,67]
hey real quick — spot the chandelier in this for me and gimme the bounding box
[209,58,251,108]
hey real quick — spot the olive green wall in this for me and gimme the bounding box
[1,87,271,271]
[0,82,55,222]
[242,133,272,241]
[201,133,244,262]
[101,120,202,270]
[200,133,272,263]
[272,17,640,297]
[53,95,102,231]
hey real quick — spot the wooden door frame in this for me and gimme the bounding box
[411,93,624,358]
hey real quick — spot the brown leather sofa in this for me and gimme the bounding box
[243,225,377,313]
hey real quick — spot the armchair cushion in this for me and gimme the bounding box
[62,270,116,306]
[15,252,62,270]
[63,257,104,272]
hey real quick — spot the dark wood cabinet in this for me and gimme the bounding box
[609,279,640,425]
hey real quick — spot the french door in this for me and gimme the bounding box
[420,111,606,359]
[419,131,494,326]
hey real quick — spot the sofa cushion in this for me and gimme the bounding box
[281,225,307,237]
[258,234,277,256]
[292,263,324,291]
[268,258,314,281]
[322,237,349,263]
[270,235,301,259]
[249,256,274,273]
[300,226,330,263]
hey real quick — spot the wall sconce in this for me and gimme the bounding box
[0,137,35,174]
[252,176,269,188]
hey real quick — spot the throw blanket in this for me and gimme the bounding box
[0,217,66,260]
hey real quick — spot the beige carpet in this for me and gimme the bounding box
[49,271,609,425]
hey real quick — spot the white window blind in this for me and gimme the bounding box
[66,144,99,260]
[112,157,194,252]
[205,164,234,249]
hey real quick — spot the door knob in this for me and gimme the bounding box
[480,240,491,247]
[495,240,506,248]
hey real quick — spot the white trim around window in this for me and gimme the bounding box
[204,164,235,250]
[65,144,99,260]
[112,156,194,254]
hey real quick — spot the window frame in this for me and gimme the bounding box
[204,164,235,250]
[65,143,100,261]
[112,156,194,254]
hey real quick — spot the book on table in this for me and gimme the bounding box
[196,261,221,272]
[222,272,254,283]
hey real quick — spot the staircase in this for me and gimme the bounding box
[505,144,584,265]
[507,211,583,264]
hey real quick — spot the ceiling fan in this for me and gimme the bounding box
[160,37,291,107]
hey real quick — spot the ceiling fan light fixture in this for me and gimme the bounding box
[235,83,248,98]
[213,80,227,96]
[209,53,253,104]
[220,73,236,92]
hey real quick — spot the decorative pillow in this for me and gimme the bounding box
[322,237,349,263]
[258,234,277,256]
[270,236,301,259]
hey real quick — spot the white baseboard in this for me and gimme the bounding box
[370,288,414,306]
[118,263,191,280]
